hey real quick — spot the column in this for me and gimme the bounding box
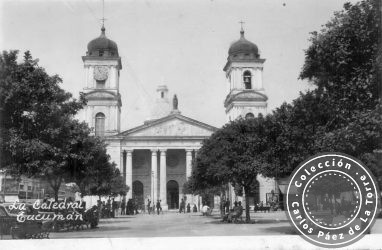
[159,149,168,210]
[186,149,193,179]
[120,151,124,174]
[151,150,158,201]
[0,173,3,192]
[126,150,133,199]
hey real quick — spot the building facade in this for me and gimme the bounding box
[223,28,277,207]
[79,25,279,210]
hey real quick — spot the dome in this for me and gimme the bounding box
[87,26,119,57]
[228,29,259,57]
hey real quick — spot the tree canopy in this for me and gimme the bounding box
[188,0,382,221]
[188,115,271,221]
[0,50,128,200]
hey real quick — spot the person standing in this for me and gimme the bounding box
[225,199,230,213]
[121,199,126,215]
[111,198,117,218]
[156,200,161,215]
[179,199,185,213]
[147,199,151,215]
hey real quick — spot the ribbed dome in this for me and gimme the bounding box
[228,30,259,57]
[87,26,119,57]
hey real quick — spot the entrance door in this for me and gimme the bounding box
[132,181,144,210]
[167,180,179,209]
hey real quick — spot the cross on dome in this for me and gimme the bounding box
[239,20,245,37]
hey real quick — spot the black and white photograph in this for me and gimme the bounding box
[0,0,381,249]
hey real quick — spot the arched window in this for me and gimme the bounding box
[243,71,252,89]
[95,112,105,137]
[245,112,255,119]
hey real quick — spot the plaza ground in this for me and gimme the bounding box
[48,210,382,239]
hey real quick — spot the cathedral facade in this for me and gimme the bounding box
[78,25,276,210]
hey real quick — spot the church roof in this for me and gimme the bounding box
[223,29,264,71]
[228,29,259,58]
[115,113,218,139]
[86,26,119,57]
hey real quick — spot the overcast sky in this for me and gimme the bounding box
[1,0,357,130]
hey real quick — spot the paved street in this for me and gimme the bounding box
[48,210,382,239]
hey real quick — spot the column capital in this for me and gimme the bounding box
[185,149,193,153]
[159,148,167,153]
[151,149,158,156]
[122,149,133,155]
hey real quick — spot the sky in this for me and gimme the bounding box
[0,0,358,131]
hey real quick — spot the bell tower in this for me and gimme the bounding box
[223,27,268,121]
[79,25,122,137]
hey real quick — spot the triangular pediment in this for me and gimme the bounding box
[118,114,217,137]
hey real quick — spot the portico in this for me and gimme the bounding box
[112,112,217,210]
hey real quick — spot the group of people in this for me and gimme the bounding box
[178,198,198,213]
[146,199,163,215]
[121,198,141,215]
[222,201,244,223]
[97,198,142,218]
[220,199,231,214]
[98,198,119,218]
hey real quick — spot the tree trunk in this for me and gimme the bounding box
[244,186,251,222]
[47,176,62,202]
[54,190,59,202]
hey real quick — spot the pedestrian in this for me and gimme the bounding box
[179,198,185,213]
[151,202,155,215]
[192,204,197,213]
[156,200,161,215]
[111,198,117,218]
[106,199,111,218]
[147,199,151,214]
[101,201,106,218]
[186,203,191,213]
[225,199,230,213]
[134,199,139,215]
[121,199,126,215]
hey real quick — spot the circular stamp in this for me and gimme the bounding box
[285,153,379,248]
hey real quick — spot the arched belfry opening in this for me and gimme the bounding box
[243,70,252,89]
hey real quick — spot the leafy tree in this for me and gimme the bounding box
[76,137,129,199]
[261,91,332,178]
[0,50,128,200]
[315,104,382,188]
[300,0,380,122]
[189,115,270,222]
[264,0,381,179]
[189,0,381,221]
[110,169,129,197]
[0,50,88,200]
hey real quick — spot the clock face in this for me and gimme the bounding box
[93,66,109,81]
